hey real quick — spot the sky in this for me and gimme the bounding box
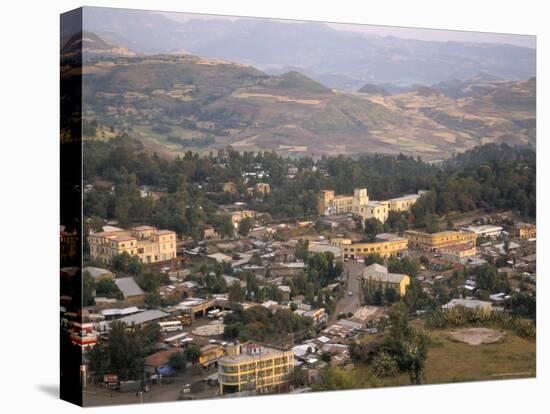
[162,11,536,49]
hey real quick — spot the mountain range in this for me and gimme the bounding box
[64,32,535,161]
[79,7,536,91]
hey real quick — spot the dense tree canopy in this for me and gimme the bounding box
[83,138,535,250]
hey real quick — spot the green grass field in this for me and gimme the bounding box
[379,328,536,387]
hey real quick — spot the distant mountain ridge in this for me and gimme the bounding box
[81,7,536,91]
[73,40,535,161]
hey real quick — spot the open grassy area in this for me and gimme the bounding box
[379,328,536,387]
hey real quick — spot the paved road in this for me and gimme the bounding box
[330,261,364,323]
[83,368,218,406]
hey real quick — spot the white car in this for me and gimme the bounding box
[348,291,353,296]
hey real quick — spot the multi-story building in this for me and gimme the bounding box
[352,188,369,214]
[331,235,408,260]
[222,182,238,194]
[254,182,271,196]
[88,225,176,265]
[218,343,295,395]
[361,263,410,297]
[199,344,226,368]
[318,187,425,222]
[358,201,390,223]
[404,230,476,252]
[387,193,422,212]
[438,243,477,264]
[318,188,368,216]
[228,210,257,228]
[514,222,536,240]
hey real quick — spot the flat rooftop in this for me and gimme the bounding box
[219,345,287,364]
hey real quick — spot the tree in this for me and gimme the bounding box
[295,239,309,262]
[388,256,419,278]
[381,303,430,384]
[95,279,123,300]
[183,345,201,365]
[106,321,145,380]
[313,367,356,391]
[424,213,440,233]
[237,217,254,237]
[384,287,398,304]
[168,351,187,371]
[320,352,332,363]
[364,253,384,266]
[145,291,162,309]
[364,218,384,241]
[289,367,308,388]
[228,282,246,303]
[219,216,234,239]
[249,251,263,266]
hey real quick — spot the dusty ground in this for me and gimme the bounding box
[449,328,504,345]
[192,321,225,336]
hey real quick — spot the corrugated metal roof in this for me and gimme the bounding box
[114,277,145,298]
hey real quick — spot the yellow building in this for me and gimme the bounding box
[331,235,408,259]
[387,193,421,212]
[404,230,476,252]
[228,210,257,228]
[438,243,477,264]
[361,263,410,296]
[223,182,238,194]
[318,188,423,221]
[353,188,369,213]
[318,190,335,215]
[88,225,176,265]
[254,182,271,196]
[358,201,390,223]
[318,188,368,216]
[218,343,295,395]
[515,222,536,239]
[199,344,226,368]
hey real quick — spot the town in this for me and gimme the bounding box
[60,139,536,405]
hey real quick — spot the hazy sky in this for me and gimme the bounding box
[162,11,535,49]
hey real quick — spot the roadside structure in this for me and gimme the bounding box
[405,230,476,252]
[361,263,410,297]
[331,234,408,260]
[218,342,295,395]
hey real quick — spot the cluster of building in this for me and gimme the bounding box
[68,165,538,403]
[318,187,426,223]
[223,181,271,199]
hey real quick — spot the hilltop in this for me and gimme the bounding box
[74,41,535,160]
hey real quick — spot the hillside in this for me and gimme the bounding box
[76,49,535,160]
[82,7,536,91]
[357,84,390,96]
[61,31,136,59]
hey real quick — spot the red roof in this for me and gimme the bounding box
[145,348,181,368]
